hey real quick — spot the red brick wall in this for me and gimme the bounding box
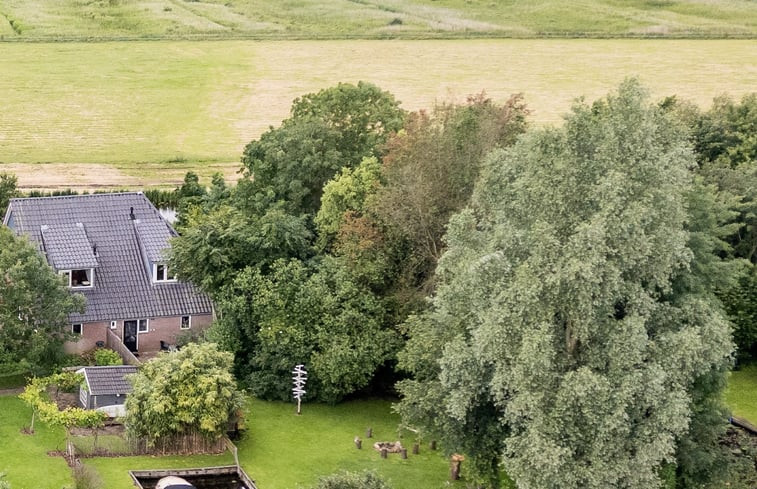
[132,314,213,352]
[65,314,212,355]
[64,321,107,354]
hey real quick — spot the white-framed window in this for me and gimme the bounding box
[60,269,94,288]
[72,324,83,335]
[137,319,149,333]
[152,263,177,283]
[110,321,117,330]
[180,315,191,330]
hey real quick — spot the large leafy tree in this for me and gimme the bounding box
[124,343,244,444]
[0,227,84,373]
[211,257,399,404]
[239,81,404,216]
[397,81,734,488]
[687,94,757,361]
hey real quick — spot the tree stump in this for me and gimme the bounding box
[400,448,408,459]
[381,448,388,459]
[450,454,465,481]
[354,436,362,449]
[366,427,373,438]
[412,443,419,455]
[430,440,437,450]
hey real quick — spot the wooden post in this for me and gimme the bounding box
[400,448,407,459]
[354,436,362,449]
[381,448,388,459]
[412,442,419,454]
[450,454,464,481]
[366,427,372,438]
[430,440,437,450]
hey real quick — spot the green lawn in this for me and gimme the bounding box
[0,396,72,489]
[725,364,757,425]
[235,398,464,489]
[0,394,462,489]
[0,0,755,40]
[1,39,755,190]
[83,399,463,489]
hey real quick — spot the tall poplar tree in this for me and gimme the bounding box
[397,80,734,488]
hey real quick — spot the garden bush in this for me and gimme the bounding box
[93,349,122,366]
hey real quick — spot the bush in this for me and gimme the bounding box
[0,361,31,389]
[72,465,102,489]
[310,471,391,489]
[93,349,122,366]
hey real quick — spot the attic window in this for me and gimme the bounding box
[60,269,94,288]
[153,263,176,283]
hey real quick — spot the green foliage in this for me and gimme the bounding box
[124,343,243,444]
[19,374,106,430]
[315,156,383,250]
[0,472,10,489]
[309,470,391,489]
[370,93,529,290]
[694,94,757,169]
[0,172,18,213]
[687,94,757,360]
[0,227,85,374]
[93,349,123,366]
[397,80,734,488]
[240,81,404,216]
[72,465,103,489]
[213,257,399,403]
[169,204,312,294]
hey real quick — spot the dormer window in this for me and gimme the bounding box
[153,263,176,283]
[60,269,94,288]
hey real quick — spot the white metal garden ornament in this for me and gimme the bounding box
[292,364,307,415]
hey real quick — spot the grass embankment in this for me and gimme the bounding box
[0,0,755,40]
[1,39,755,190]
[725,364,757,425]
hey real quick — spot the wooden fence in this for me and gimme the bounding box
[106,329,141,365]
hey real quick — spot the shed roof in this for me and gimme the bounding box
[79,365,139,396]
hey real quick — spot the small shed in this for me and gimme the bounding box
[77,365,138,410]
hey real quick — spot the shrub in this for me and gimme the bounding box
[93,348,122,366]
[310,471,391,489]
[72,465,102,489]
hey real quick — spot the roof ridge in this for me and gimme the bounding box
[9,191,144,203]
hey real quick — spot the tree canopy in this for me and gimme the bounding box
[124,343,244,444]
[397,80,734,489]
[0,227,84,373]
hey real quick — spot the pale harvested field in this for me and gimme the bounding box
[1,39,755,189]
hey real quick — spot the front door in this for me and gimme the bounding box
[123,320,138,352]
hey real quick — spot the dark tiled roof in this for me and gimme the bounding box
[134,219,174,262]
[41,223,99,270]
[80,365,138,396]
[4,193,212,323]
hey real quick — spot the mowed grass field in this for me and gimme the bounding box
[1,39,755,189]
[0,0,755,40]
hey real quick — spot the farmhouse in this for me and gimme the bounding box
[2,192,213,355]
[77,365,138,412]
